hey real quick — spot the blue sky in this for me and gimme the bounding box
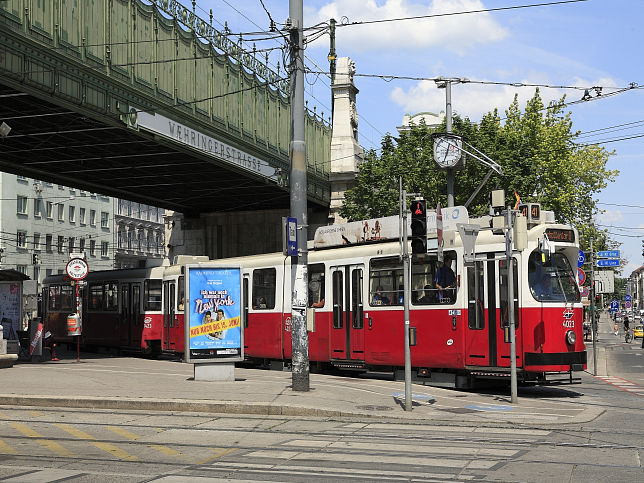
[195,0,643,276]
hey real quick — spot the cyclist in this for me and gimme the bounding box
[624,315,631,343]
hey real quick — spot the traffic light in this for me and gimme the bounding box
[32,253,40,265]
[410,199,427,254]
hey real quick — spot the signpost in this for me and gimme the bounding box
[65,257,88,362]
[577,268,586,286]
[577,249,585,268]
[597,259,620,267]
[597,250,620,258]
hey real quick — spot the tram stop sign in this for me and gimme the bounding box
[66,257,89,281]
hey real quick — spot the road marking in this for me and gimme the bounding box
[27,410,43,417]
[0,411,7,419]
[594,376,643,396]
[283,439,519,457]
[55,423,137,461]
[0,438,17,454]
[9,422,74,458]
[2,469,84,482]
[149,444,183,457]
[196,447,236,464]
[107,426,140,441]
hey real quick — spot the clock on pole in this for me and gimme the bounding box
[432,133,464,169]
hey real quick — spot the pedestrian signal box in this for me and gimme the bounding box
[410,199,428,254]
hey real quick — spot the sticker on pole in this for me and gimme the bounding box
[66,258,89,280]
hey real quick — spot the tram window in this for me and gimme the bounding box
[467,262,485,329]
[243,278,249,328]
[411,251,457,305]
[132,284,141,324]
[88,284,104,310]
[48,285,73,311]
[177,276,185,311]
[308,264,325,308]
[528,251,581,303]
[104,282,118,311]
[145,279,162,311]
[369,257,402,306]
[332,270,343,328]
[352,269,364,329]
[499,258,519,329]
[252,268,276,310]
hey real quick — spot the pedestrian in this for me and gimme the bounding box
[43,331,59,361]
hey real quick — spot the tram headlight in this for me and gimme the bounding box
[566,330,577,345]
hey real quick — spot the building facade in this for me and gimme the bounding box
[114,199,165,269]
[0,174,114,285]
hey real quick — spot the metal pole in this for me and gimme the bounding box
[445,80,454,207]
[591,239,597,375]
[506,207,518,404]
[401,182,412,411]
[76,282,80,363]
[289,0,309,391]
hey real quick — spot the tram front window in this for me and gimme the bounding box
[528,251,580,303]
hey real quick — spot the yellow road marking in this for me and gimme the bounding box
[196,448,236,465]
[28,410,43,417]
[149,444,183,457]
[0,439,17,454]
[0,411,8,419]
[107,426,140,441]
[9,422,74,458]
[55,423,137,461]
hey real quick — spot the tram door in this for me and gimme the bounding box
[465,254,521,367]
[162,281,176,351]
[329,264,365,360]
[120,284,132,347]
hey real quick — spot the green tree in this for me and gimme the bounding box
[339,89,618,255]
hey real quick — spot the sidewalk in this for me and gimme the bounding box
[1,346,604,426]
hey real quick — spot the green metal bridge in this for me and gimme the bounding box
[0,0,331,215]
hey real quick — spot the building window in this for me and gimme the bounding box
[79,207,86,225]
[89,239,96,256]
[156,233,162,254]
[68,237,75,253]
[33,233,41,251]
[90,209,96,226]
[46,234,53,252]
[57,236,65,254]
[79,238,85,253]
[101,211,109,228]
[69,205,76,223]
[17,230,27,249]
[17,265,27,275]
[17,196,28,215]
[127,229,133,249]
[46,201,53,219]
[101,241,109,257]
[58,204,65,221]
[34,199,43,217]
[147,232,154,253]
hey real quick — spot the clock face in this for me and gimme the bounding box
[433,136,462,168]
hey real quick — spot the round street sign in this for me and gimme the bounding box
[66,258,89,281]
[577,268,586,286]
[580,286,589,298]
[625,301,632,309]
[577,249,585,268]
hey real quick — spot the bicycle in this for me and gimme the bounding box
[625,328,632,343]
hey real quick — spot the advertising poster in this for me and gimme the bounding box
[0,282,21,340]
[185,265,243,362]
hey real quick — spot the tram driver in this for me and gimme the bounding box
[435,255,456,303]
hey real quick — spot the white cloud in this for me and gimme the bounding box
[389,75,621,122]
[597,209,624,224]
[306,0,508,53]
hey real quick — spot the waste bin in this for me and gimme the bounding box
[67,313,81,336]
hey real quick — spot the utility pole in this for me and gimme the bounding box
[289,0,309,391]
[400,179,412,411]
[590,239,597,376]
[437,79,455,207]
[505,207,518,404]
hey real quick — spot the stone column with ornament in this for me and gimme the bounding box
[329,57,364,225]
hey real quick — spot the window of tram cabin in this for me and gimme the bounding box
[252,268,276,310]
[308,264,325,308]
[177,276,185,312]
[411,251,457,305]
[144,279,162,311]
[499,258,519,329]
[88,282,118,311]
[47,285,73,311]
[369,257,403,306]
[528,250,581,303]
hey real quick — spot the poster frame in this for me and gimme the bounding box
[184,264,244,364]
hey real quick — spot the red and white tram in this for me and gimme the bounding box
[43,206,586,388]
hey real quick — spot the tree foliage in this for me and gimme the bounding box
[339,89,618,254]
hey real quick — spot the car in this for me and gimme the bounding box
[633,324,643,339]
